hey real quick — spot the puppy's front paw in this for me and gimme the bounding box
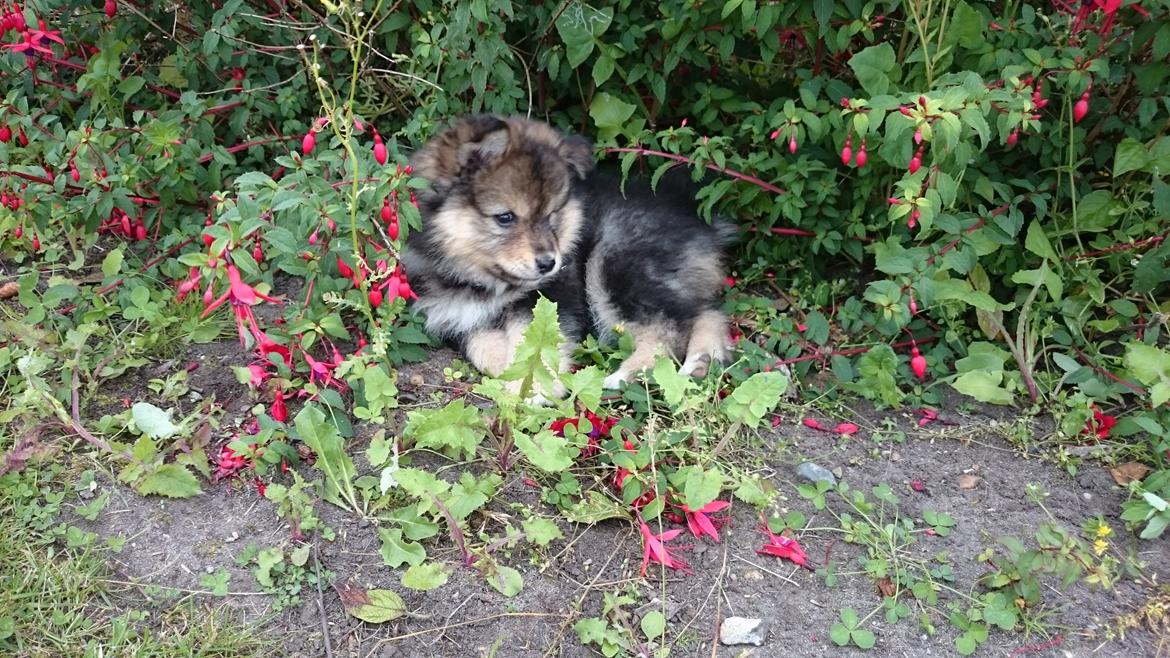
[602,371,629,390]
[679,353,712,379]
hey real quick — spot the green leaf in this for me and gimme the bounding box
[515,429,575,472]
[652,356,696,409]
[851,628,876,649]
[1124,343,1170,388]
[829,623,851,646]
[640,610,666,640]
[101,249,124,278]
[136,464,202,498]
[294,404,357,509]
[848,43,896,96]
[403,399,486,460]
[564,490,631,524]
[567,366,605,410]
[723,371,788,427]
[1024,222,1058,261]
[555,3,613,68]
[952,370,1014,405]
[500,297,564,398]
[340,586,406,624]
[401,562,451,591]
[592,54,615,86]
[522,516,564,547]
[132,402,179,439]
[589,92,636,134]
[479,558,524,597]
[682,469,724,510]
[378,528,426,568]
[1113,138,1149,177]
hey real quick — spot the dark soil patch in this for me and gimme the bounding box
[73,345,1169,658]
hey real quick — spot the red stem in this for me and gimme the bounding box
[604,146,786,195]
[1071,346,1148,398]
[1067,231,1167,261]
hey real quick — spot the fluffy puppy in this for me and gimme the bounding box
[403,114,732,390]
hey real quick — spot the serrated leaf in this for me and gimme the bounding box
[564,490,630,524]
[500,297,564,398]
[723,371,788,427]
[514,429,575,472]
[682,469,724,510]
[401,562,451,591]
[132,402,179,439]
[567,365,604,410]
[136,463,201,498]
[652,356,695,409]
[522,516,564,547]
[403,399,487,460]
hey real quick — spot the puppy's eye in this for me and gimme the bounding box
[494,211,516,226]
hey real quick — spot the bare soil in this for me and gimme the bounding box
[74,343,1170,658]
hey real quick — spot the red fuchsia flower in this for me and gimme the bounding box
[5,18,64,55]
[302,129,316,154]
[910,346,927,380]
[255,331,292,367]
[301,349,345,390]
[271,391,288,422]
[373,133,387,165]
[245,364,268,387]
[202,264,281,345]
[549,411,617,458]
[254,478,267,497]
[1084,405,1116,440]
[834,422,859,435]
[682,500,731,542]
[638,518,690,576]
[213,444,251,480]
[802,418,826,431]
[917,408,939,427]
[756,524,813,570]
[1073,90,1090,123]
[612,438,640,490]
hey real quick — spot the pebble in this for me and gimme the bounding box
[797,462,838,486]
[719,617,769,646]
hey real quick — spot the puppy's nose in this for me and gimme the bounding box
[534,254,557,274]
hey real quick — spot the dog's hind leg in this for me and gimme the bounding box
[679,309,731,379]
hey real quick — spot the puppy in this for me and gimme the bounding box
[403,115,732,391]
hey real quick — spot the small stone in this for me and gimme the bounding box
[720,617,769,646]
[741,569,764,582]
[797,462,837,486]
[1082,492,1092,501]
[224,531,240,543]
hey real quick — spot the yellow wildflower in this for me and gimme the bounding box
[1093,538,1109,556]
[1096,524,1113,539]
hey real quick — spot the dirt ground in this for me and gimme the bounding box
[75,343,1169,658]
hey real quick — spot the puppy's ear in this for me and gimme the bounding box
[455,116,510,171]
[410,115,509,189]
[559,134,595,179]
